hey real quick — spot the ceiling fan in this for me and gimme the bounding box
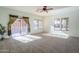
[36,6,53,13]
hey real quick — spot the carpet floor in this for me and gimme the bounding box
[0,33,79,53]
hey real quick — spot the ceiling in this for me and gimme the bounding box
[3,6,69,16]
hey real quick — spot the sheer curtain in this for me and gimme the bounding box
[11,18,28,37]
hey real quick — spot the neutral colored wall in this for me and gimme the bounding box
[0,7,43,34]
[43,7,79,37]
[0,7,79,37]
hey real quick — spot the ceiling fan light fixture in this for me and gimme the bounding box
[36,6,53,13]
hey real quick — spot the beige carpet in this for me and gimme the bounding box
[0,33,79,53]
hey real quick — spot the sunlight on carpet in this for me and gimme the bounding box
[12,34,42,43]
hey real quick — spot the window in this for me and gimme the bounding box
[54,18,61,31]
[54,17,69,31]
[33,20,43,30]
[38,20,43,29]
[33,20,38,30]
[61,18,69,31]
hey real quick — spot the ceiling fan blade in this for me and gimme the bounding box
[47,8,53,10]
[39,10,48,13]
[36,9,42,12]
